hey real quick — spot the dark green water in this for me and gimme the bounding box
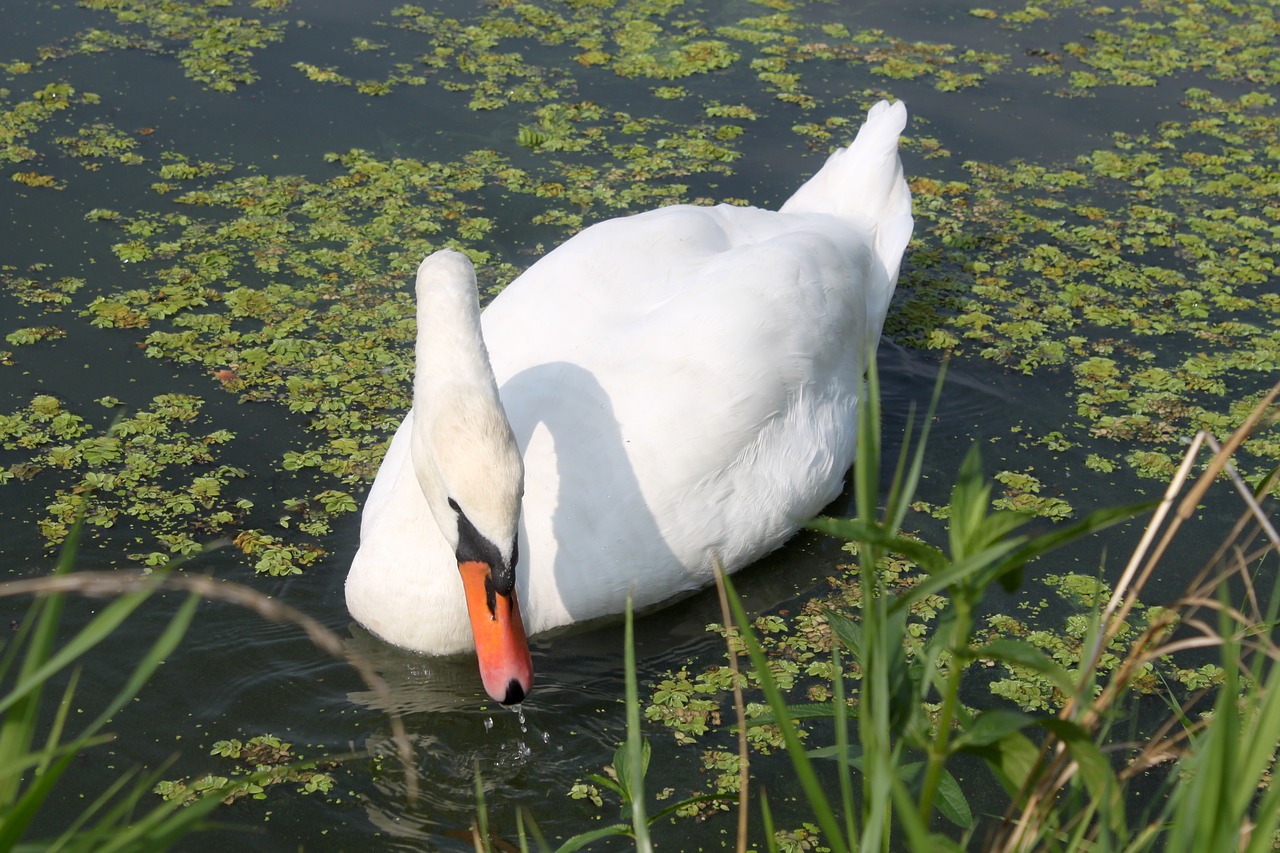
[2,0,1276,849]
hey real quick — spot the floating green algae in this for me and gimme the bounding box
[895,87,1280,478]
[1,82,100,167]
[154,734,337,806]
[76,0,290,92]
[0,0,1276,573]
[2,0,1279,839]
[0,393,245,560]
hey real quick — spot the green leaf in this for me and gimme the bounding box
[948,445,1000,560]
[748,703,842,726]
[551,823,634,853]
[808,744,863,766]
[1038,718,1124,833]
[823,608,863,661]
[806,517,947,572]
[611,736,651,805]
[621,599,650,851]
[934,769,974,829]
[951,708,1036,750]
[965,730,1043,798]
[996,502,1155,593]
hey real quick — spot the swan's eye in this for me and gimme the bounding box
[447,497,515,596]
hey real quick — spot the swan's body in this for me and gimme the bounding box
[346,100,913,703]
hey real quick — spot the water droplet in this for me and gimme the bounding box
[508,702,528,732]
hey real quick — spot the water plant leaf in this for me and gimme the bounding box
[965,639,1077,698]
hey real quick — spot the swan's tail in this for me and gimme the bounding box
[779,99,913,289]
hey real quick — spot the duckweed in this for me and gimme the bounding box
[154,734,337,805]
[1,2,1279,828]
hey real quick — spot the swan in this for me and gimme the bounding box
[346,100,913,705]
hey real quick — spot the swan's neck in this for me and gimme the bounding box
[399,251,532,704]
[410,251,523,564]
[415,267,499,405]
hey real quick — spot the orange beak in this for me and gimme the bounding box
[458,560,534,704]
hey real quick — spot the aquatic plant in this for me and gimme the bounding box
[2,0,1277,591]
[504,371,1280,851]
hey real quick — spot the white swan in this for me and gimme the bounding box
[346,100,913,705]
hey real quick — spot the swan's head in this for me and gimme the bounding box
[441,484,532,707]
[414,250,534,705]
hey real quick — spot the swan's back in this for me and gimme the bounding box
[480,101,913,627]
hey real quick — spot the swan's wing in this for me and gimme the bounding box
[482,204,884,583]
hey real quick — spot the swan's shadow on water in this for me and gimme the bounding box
[499,361,681,625]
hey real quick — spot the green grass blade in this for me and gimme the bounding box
[41,768,137,853]
[832,646,857,844]
[0,579,188,850]
[473,764,490,851]
[551,824,633,853]
[0,751,79,850]
[856,350,882,525]
[517,807,553,853]
[35,668,82,780]
[80,778,225,853]
[622,597,652,853]
[760,790,780,853]
[0,577,164,720]
[883,360,947,534]
[0,520,83,808]
[81,590,200,738]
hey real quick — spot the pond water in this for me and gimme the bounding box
[2,0,1278,849]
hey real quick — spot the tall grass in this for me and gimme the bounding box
[0,520,223,852]
[476,369,1280,852]
[0,520,418,852]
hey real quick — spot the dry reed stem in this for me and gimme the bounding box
[0,569,420,801]
[996,380,1280,852]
